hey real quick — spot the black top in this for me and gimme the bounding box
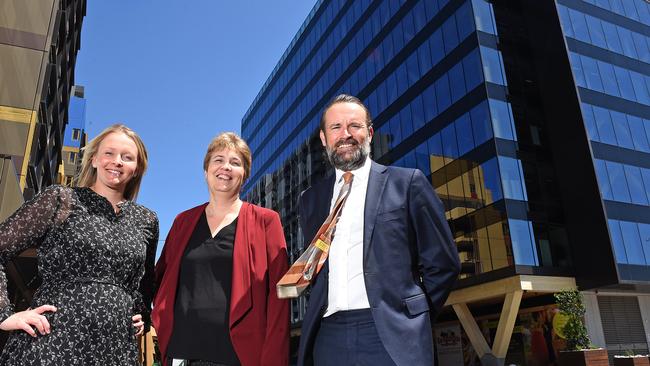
[167,212,240,365]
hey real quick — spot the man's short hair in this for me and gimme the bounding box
[320,94,373,132]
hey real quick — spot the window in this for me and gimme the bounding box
[568,8,591,43]
[638,223,650,265]
[455,113,474,156]
[400,105,413,139]
[489,99,516,141]
[442,15,459,53]
[594,159,613,200]
[597,60,619,96]
[72,128,81,141]
[463,48,484,91]
[435,74,452,112]
[448,62,467,103]
[585,14,607,48]
[480,46,507,86]
[569,53,586,87]
[593,106,616,145]
[581,103,600,141]
[581,56,604,93]
[508,219,538,266]
[471,100,493,145]
[624,165,648,205]
[613,65,637,101]
[628,115,650,152]
[411,95,426,131]
[499,157,528,201]
[441,123,459,161]
[610,111,634,149]
[69,152,77,164]
[480,158,503,203]
[602,21,623,54]
[606,161,632,203]
[472,0,497,35]
[608,219,628,263]
[620,221,646,265]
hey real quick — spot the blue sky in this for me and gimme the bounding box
[74,1,317,256]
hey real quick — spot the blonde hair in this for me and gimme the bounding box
[203,132,252,181]
[75,124,149,200]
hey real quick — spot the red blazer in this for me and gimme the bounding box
[152,202,289,366]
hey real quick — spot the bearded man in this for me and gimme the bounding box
[296,94,461,366]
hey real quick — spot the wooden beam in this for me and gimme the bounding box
[519,275,576,292]
[452,303,492,358]
[492,290,523,358]
[446,276,522,305]
[445,275,577,306]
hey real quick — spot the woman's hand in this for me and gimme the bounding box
[0,305,57,337]
[132,314,144,336]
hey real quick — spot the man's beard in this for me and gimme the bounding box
[325,137,370,171]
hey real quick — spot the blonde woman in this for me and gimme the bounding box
[0,124,158,365]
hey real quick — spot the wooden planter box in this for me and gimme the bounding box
[558,349,610,366]
[613,356,650,366]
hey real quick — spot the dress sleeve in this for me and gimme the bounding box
[134,211,159,330]
[0,185,69,323]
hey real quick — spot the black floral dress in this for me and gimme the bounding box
[0,185,158,365]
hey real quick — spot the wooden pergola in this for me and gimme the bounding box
[445,275,577,366]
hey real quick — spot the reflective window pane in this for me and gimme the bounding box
[606,161,632,203]
[581,103,600,141]
[508,219,538,266]
[455,113,475,155]
[637,223,650,265]
[489,99,516,140]
[620,221,645,265]
[624,165,648,205]
[610,111,634,149]
[593,106,616,145]
[594,159,613,200]
[608,219,628,263]
[499,157,527,201]
[471,101,493,146]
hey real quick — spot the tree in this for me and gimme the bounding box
[554,290,591,351]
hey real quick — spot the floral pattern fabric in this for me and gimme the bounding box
[0,185,158,365]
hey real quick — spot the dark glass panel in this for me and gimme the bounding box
[508,219,538,265]
[448,62,467,103]
[606,161,632,203]
[610,110,634,149]
[608,219,628,263]
[624,165,649,205]
[455,113,475,156]
[470,100,493,145]
[620,221,645,265]
[593,106,616,145]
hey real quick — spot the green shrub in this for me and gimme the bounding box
[554,290,591,351]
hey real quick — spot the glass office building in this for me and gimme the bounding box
[59,85,88,187]
[242,0,650,363]
[0,0,87,350]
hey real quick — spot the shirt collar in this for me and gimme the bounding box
[334,156,371,184]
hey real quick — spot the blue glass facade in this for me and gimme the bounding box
[241,0,650,360]
[60,85,87,186]
[65,92,86,149]
[243,0,551,307]
[558,0,650,281]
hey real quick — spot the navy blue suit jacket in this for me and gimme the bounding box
[297,161,461,366]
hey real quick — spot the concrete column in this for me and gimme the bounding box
[638,295,650,350]
[582,291,606,348]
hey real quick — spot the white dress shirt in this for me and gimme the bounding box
[324,157,372,317]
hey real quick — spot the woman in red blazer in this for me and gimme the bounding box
[152,132,289,366]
